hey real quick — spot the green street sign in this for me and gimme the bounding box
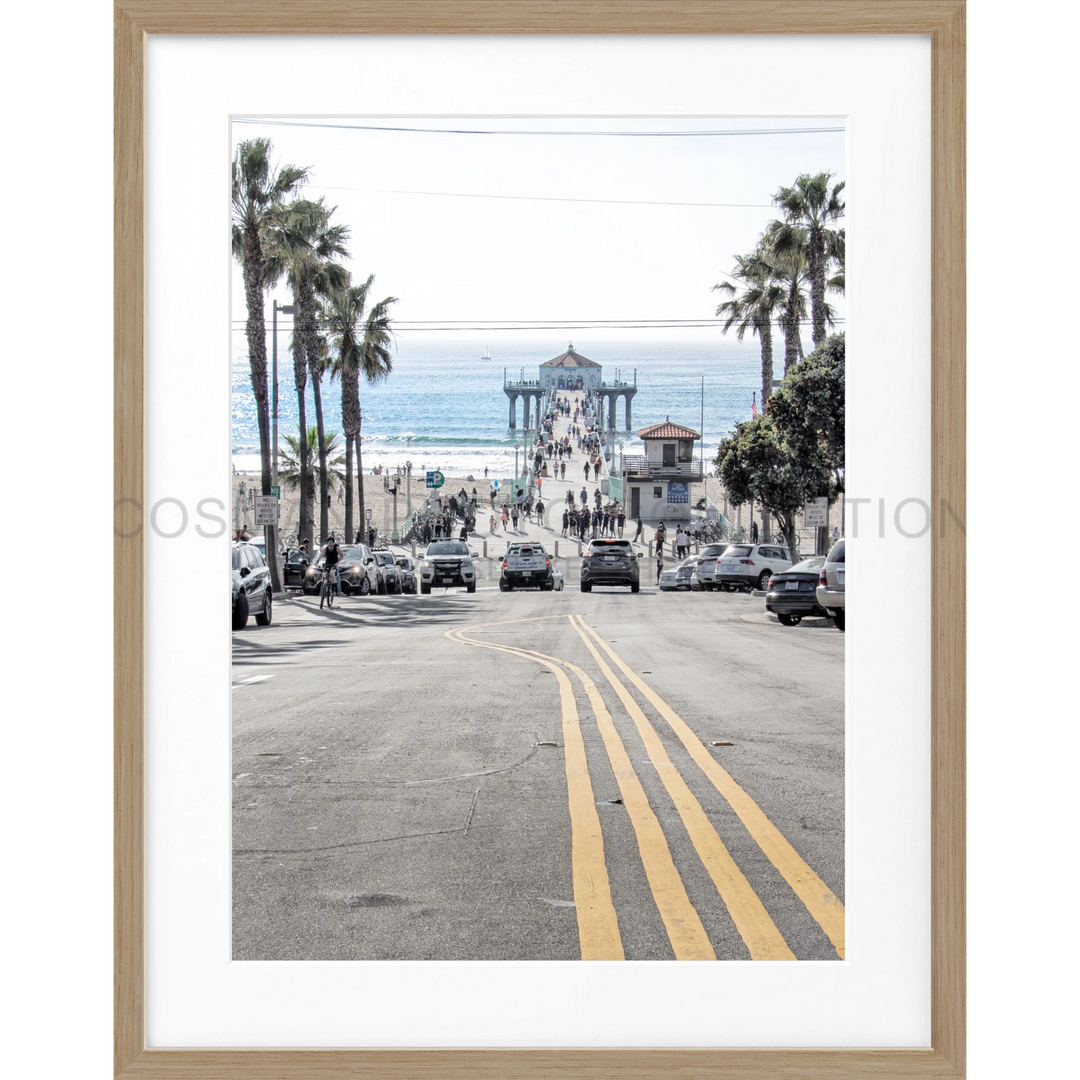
[271,485,280,498]
[426,470,445,489]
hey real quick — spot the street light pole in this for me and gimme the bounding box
[405,460,413,518]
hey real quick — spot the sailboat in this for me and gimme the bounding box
[481,344,492,360]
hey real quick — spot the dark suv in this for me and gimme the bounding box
[580,538,641,593]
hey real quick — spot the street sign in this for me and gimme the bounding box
[804,497,829,528]
[270,485,280,499]
[254,495,279,525]
[365,507,373,520]
[426,470,445,489]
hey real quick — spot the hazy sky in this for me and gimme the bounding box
[231,116,845,344]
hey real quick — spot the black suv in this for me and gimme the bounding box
[580,539,641,593]
[232,541,272,630]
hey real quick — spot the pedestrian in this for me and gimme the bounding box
[656,549,665,583]
[617,507,625,537]
[536,498,544,524]
[501,505,509,531]
[511,505,520,531]
[484,466,489,478]
[751,519,759,543]
[580,486,588,507]
[561,508,569,536]
[560,461,566,480]
[632,515,643,542]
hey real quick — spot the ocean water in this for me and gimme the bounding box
[231,337,768,476]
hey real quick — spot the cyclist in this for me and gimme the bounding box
[317,533,343,597]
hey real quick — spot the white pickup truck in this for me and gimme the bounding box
[499,543,555,591]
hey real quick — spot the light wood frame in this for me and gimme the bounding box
[115,2,965,1076]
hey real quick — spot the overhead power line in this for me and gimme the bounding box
[233,118,845,138]
[306,183,774,209]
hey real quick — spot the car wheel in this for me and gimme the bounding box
[466,582,476,593]
[757,570,771,590]
[580,583,591,593]
[777,613,800,627]
[232,591,249,631]
[833,610,845,632]
[255,588,272,626]
[359,576,371,596]
[630,581,640,593]
[301,576,319,596]
[420,583,431,595]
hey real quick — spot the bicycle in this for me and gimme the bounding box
[319,563,338,609]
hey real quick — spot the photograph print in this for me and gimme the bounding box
[230,116,846,961]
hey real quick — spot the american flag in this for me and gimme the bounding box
[751,394,759,418]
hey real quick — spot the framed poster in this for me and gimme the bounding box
[111,4,972,1075]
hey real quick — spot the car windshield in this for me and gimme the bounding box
[375,552,396,565]
[285,548,307,561]
[231,548,244,570]
[827,540,846,563]
[723,545,753,558]
[789,557,826,574]
[590,540,632,550]
[426,542,469,555]
[339,546,365,561]
[395,558,410,568]
[702,545,726,556]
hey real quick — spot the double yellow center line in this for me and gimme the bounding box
[448,614,844,961]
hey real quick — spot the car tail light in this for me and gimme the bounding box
[740,558,754,565]
[502,560,508,569]
[546,558,551,567]
[768,577,777,590]
[819,568,828,586]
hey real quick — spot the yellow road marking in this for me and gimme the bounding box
[569,615,795,961]
[446,627,623,960]
[575,620,846,960]
[451,623,715,961]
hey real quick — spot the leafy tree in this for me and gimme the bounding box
[767,333,845,495]
[231,138,308,590]
[773,172,846,347]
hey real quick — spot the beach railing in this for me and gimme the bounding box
[400,494,434,543]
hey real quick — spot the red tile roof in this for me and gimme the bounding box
[636,420,701,440]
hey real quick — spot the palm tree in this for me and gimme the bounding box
[279,425,345,542]
[231,138,308,591]
[267,199,350,547]
[714,246,785,408]
[325,279,398,539]
[763,221,811,375]
[773,173,846,347]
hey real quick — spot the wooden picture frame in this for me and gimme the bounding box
[115,2,965,1076]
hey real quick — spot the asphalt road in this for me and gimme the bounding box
[232,581,844,961]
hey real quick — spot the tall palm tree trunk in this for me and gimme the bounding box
[341,372,360,541]
[759,320,774,405]
[291,327,310,545]
[241,227,280,590]
[311,365,329,541]
[782,281,801,374]
[356,415,367,541]
[808,228,827,347]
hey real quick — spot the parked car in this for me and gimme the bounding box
[765,556,828,625]
[282,546,312,590]
[658,567,679,591]
[372,550,403,594]
[580,538,641,593]
[715,543,794,591]
[395,555,417,594]
[420,541,478,594]
[690,543,729,590]
[816,538,846,631]
[675,557,697,590]
[232,540,272,630]
[500,542,555,591]
[550,563,565,591]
